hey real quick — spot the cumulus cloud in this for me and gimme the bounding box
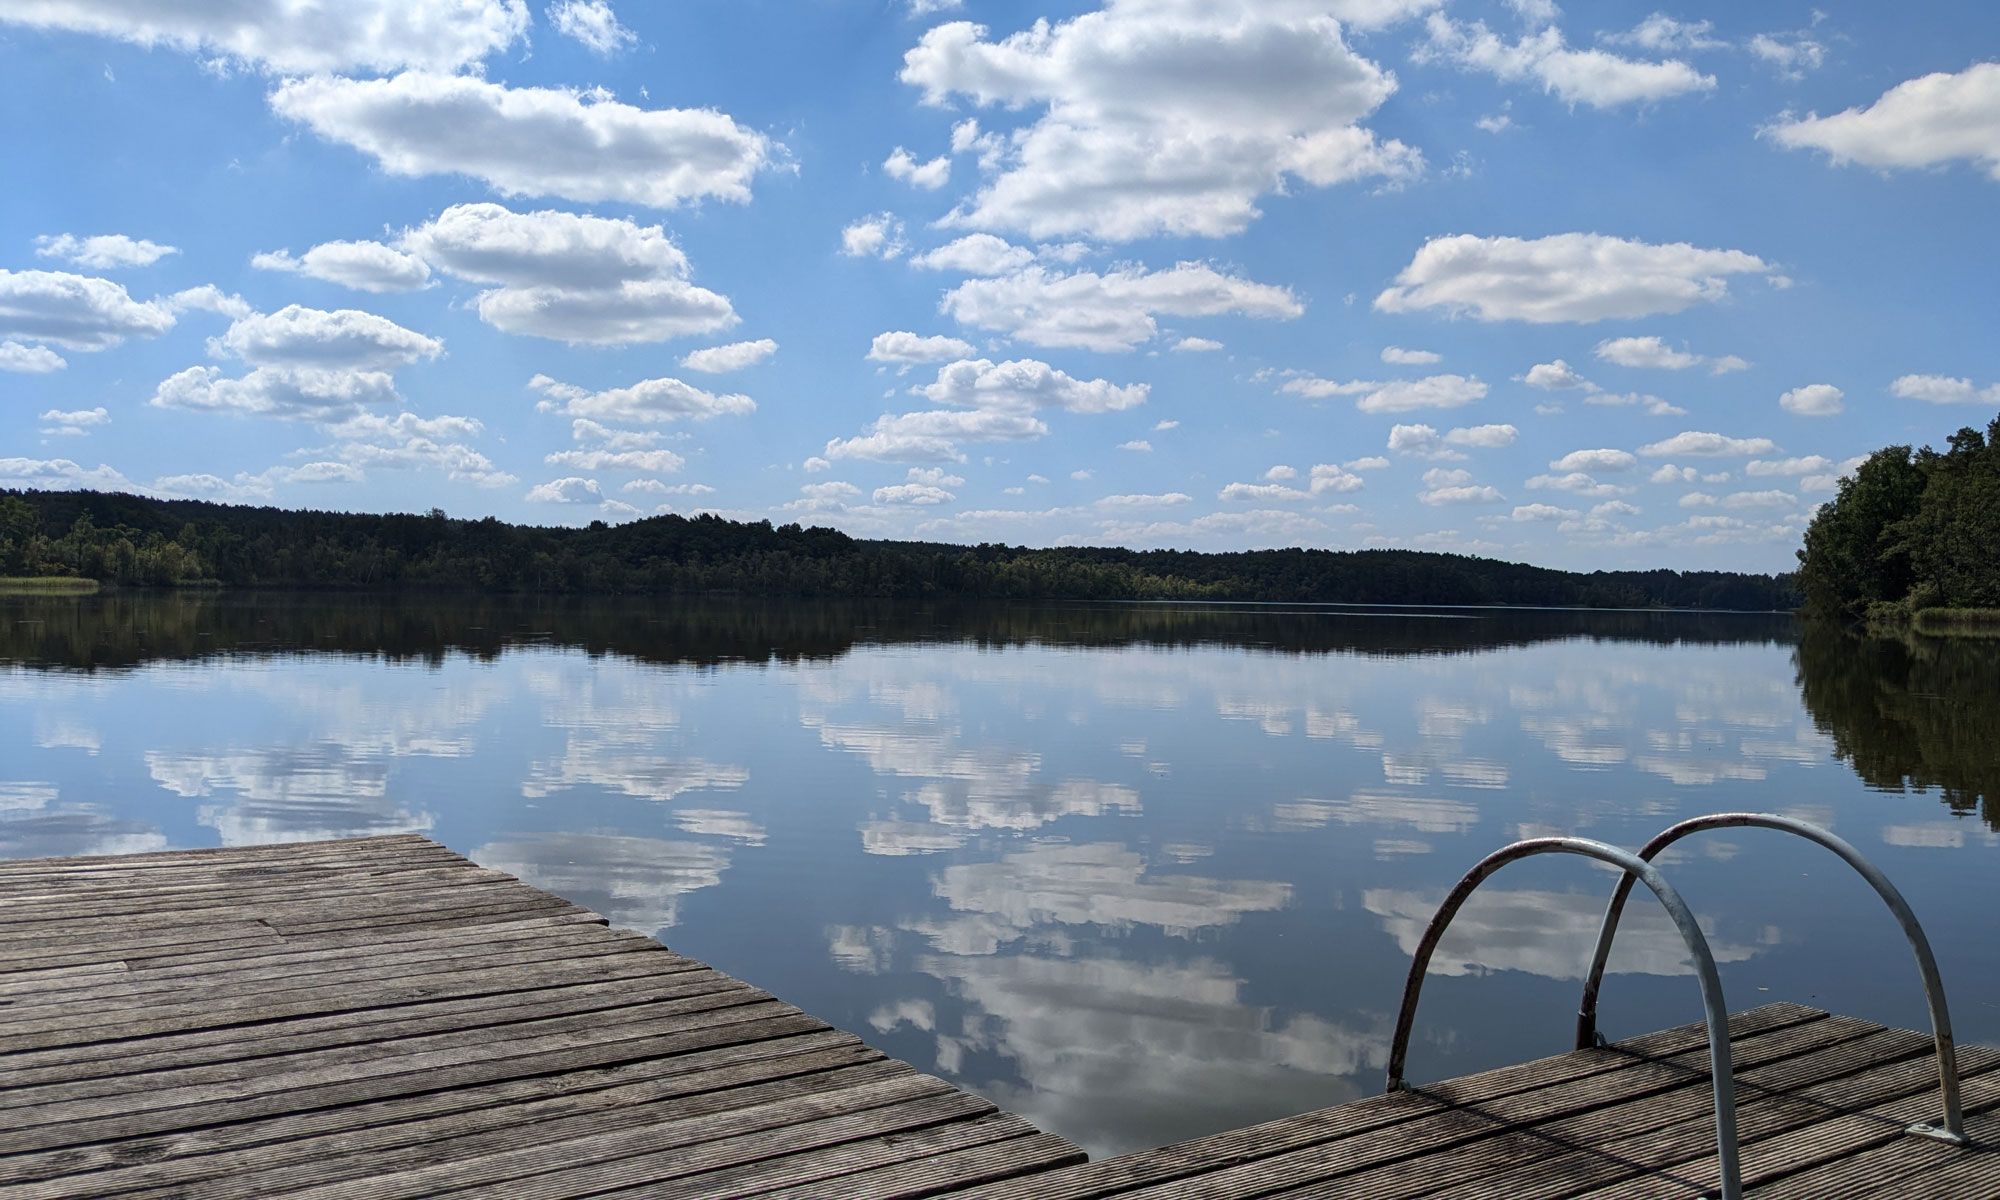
[405,203,736,343]
[1386,424,1461,459]
[252,241,432,293]
[1768,63,2000,181]
[681,338,776,373]
[1748,32,1827,79]
[941,262,1300,352]
[874,481,957,505]
[1418,467,1503,506]
[269,72,771,209]
[151,304,442,423]
[546,447,686,473]
[526,477,604,504]
[1595,334,1749,374]
[0,268,177,350]
[34,233,178,269]
[1376,233,1774,323]
[1638,431,1780,457]
[1584,390,1685,417]
[1778,383,1844,416]
[1550,448,1637,473]
[1355,374,1488,413]
[0,457,134,491]
[0,0,531,74]
[1171,336,1223,353]
[1,342,65,372]
[1381,346,1441,364]
[547,0,636,55]
[900,2,1421,241]
[1746,456,1833,477]
[841,213,907,259]
[885,146,952,190]
[38,406,109,436]
[868,331,980,364]
[1602,14,1724,53]
[1097,492,1192,509]
[826,408,1047,464]
[1525,471,1630,498]
[1519,359,1595,390]
[1274,373,1379,399]
[529,372,754,423]
[1418,13,1715,108]
[1448,423,1517,448]
[1890,374,2000,406]
[1511,503,1577,521]
[1118,439,1152,452]
[914,357,1148,414]
[909,233,1036,275]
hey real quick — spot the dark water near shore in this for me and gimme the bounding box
[3,593,1995,1158]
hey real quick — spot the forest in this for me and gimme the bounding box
[1795,412,2000,619]
[0,487,1801,610]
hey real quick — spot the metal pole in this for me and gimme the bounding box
[1385,836,1742,1200]
[1574,812,1966,1146]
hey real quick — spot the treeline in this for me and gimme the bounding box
[0,489,1800,609]
[1797,412,2000,618]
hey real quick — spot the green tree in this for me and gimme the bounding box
[1888,418,2000,610]
[1795,446,1927,616]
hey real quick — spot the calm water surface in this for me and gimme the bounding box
[3,594,1995,1157]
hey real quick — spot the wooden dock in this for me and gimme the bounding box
[2,836,1996,1198]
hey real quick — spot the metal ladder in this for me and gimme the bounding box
[1383,812,1969,1200]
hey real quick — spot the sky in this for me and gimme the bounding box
[2,1,1998,572]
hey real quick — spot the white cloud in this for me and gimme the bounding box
[0,268,177,350]
[1768,63,2000,181]
[1650,464,1699,484]
[405,204,736,344]
[1519,359,1595,390]
[1778,383,1844,417]
[1550,448,1637,473]
[868,331,980,364]
[167,284,253,320]
[914,357,1148,414]
[1264,465,1298,481]
[841,213,907,259]
[34,233,178,269]
[153,365,401,422]
[1638,431,1780,457]
[900,2,1421,241]
[1419,14,1716,108]
[526,477,604,504]
[628,479,713,496]
[1584,390,1686,416]
[1681,489,1797,510]
[1376,233,1773,323]
[1381,346,1441,364]
[270,72,771,209]
[1418,467,1504,506]
[874,483,956,505]
[252,241,432,293]
[1447,423,1517,448]
[681,338,777,373]
[1748,33,1826,78]
[907,0,963,14]
[1,342,65,372]
[885,146,952,190]
[0,457,134,491]
[909,233,1035,275]
[0,0,531,74]
[529,373,754,424]
[1594,334,1697,369]
[1118,439,1152,452]
[1526,471,1630,498]
[1276,373,1378,399]
[1097,492,1191,509]
[1602,14,1723,53]
[215,304,443,371]
[1746,456,1833,477]
[1890,374,2000,406]
[38,406,109,436]
[1511,502,1575,521]
[1345,455,1390,471]
[1709,354,1752,374]
[1355,374,1487,413]
[1387,424,1463,460]
[547,0,636,55]
[941,262,1300,352]
[826,408,1047,464]
[1309,463,1365,494]
[567,418,664,450]
[1154,420,1180,431]
[545,447,686,473]
[1171,336,1223,353]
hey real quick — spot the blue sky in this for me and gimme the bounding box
[3,0,1997,571]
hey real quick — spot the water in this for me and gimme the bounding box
[3,593,1995,1158]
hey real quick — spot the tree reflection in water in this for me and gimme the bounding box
[1795,621,2000,829]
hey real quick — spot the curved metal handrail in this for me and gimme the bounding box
[1386,836,1742,1200]
[1575,811,1968,1146]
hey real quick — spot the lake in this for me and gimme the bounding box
[2,593,1995,1159]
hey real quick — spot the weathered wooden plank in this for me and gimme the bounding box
[0,866,526,925]
[61,1059,927,1200]
[755,1133,1089,1200]
[1837,1109,2000,1200]
[0,1026,866,1187]
[575,1113,1050,1200]
[941,1004,1828,1200]
[0,834,439,873]
[273,1083,999,1200]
